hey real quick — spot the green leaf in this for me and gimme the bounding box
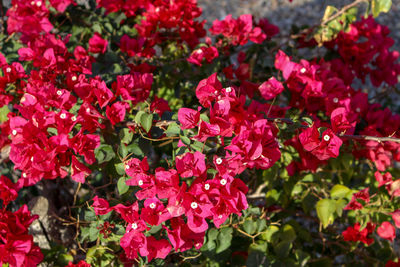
[335,198,347,217]
[126,143,144,157]
[0,105,10,123]
[140,113,153,133]
[115,163,126,176]
[95,144,115,164]
[117,177,129,195]
[302,117,313,126]
[281,224,296,244]
[330,184,351,199]
[274,241,292,259]
[243,220,257,235]
[372,0,392,17]
[120,128,133,144]
[261,225,279,242]
[180,135,191,146]
[165,122,181,136]
[216,227,233,253]
[135,111,145,124]
[89,225,99,242]
[316,199,336,228]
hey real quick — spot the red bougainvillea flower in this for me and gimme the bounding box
[375,171,393,187]
[178,107,201,129]
[67,260,91,267]
[92,196,112,215]
[209,14,266,46]
[377,222,396,242]
[258,77,284,100]
[0,175,20,206]
[187,46,219,66]
[176,151,206,178]
[342,222,375,245]
[88,33,108,54]
[299,125,343,160]
[391,210,400,228]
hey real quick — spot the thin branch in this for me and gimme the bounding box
[341,134,400,144]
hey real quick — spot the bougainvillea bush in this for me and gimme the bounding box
[1,0,400,265]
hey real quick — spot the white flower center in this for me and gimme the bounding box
[5,67,11,73]
[225,87,232,93]
[132,223,138,229]
[204,183,210,190]
[216,158,223,165]
[60,113,66,119]
[333,97,339,103]
[56,90,62,96]
[36,1,42,7]
[22,173,27,178]
[195,49,202,54]
[214,90,218,94]
[218,215,223,219]
[71,76,77,81]
[138,180,143,186]
[12,130,17,135]
[323,135,330,142]
[86,108,90,113]
[155,7,160,12]
[356,108,361,113]
[300,67,306,73]
[191,202,198,209]
[220,179,227,185]
[125,165,130,170]
[71,116,77,121]
[149,203,156,209]
[30,1,35,5]
[30,156,34,162]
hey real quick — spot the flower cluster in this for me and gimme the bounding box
[0,176,42,267]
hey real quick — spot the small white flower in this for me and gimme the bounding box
[195,49,202,54]
[323,135,330,142]
[31,1,35,5]
[125,165,130,170]
[71,75,77,81]
[220,179,227,186]
[191,202,198,209]
[22,173,27,178]
[155,7,160,12]
[214,90,218,94]
[138,180,143,186]
[6,67,11,73]
[225,87,232,93]
[86,108,90,113]
[60,113,66,119]
[36,1,42,7]
[300,67,306,73]
[333,97,339,103]
[204,183,210,190]
[132,223,138,229]
[215,158,223,165]
[149,203,156,209]
[71,116,77,122]
[57,90,63,96]
[12,130,17,135]
[218,215,223,219]
[30,156,34,162]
